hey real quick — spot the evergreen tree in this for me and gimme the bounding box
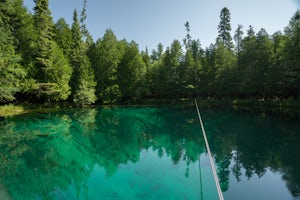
[1,3,299,103]
[70,9,97,105]
[80,0,93,45]
[150,43,163,62]
[9,0,36,73]
[203,44,217,96]
[181,21,204,97]
[217,7,234,50]
[0,6,26,103]
[255,28,273,97]
[239,26,273,97]
[161,40,183,97]
[54,18,72,57]
[181,50,201,97]
[189,39,203,62]
[118,41,147,101]
[89,29,123,103]
[183,21,192,50]
[283,11,300,98]
[33,0,72,101]
[141,47,151,69]
[141,48,152,97]
[33,0,54,80]
[239,25,256,96]
[268,31,286,97]
[213,8,237,96]
[214,41,237,96]
[234,25,243,68]
[46,43,73,101]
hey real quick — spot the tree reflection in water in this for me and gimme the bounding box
[204,108,300,197]
[0,106,299,199]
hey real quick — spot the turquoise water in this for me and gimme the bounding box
[0,106,218,200]
[0,105,299,200]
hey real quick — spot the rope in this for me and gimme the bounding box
[195,99,224,200]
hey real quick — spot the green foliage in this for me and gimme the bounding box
[80,0,93,45]
[151,43,163,62]
[283,11,300,98]
[217,7,234,50]
[73,57,97,105]
[31,0,72,101]
[118,41,147,101]
[1,3,299,105]
[13,2,36,47]
[234,24,243,68]
[214,41,237,96]
[161,40,183,96]
[54,18,72,57]
[73,78,97,106]
[70,9,97,105]
[28,42,72,101]
[268,31,287,96]
[33,0,54,80]
[183,21,192,49]
[0,15,26,103]
[239,27,273,97]
[0,104,25,116]
[89,29,124,103]
[0,45,25,102]
[48,44,73,100]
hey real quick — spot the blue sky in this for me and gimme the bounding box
[23,0,299,52]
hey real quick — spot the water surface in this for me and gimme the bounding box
[0,105,299,200]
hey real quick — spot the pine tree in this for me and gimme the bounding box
[0,5,26,103]
[182,39,204,97]
[33,0,54,80]
[150,43,163,62]
[54,18,72,58]
[217,7,234,50]
[161,40,183,97]
[33,0,72,101]
[7,0,36,71]
[80,0,93,45]
[70,9,97,105]
[183,21,192,50]
[234,25,243,68]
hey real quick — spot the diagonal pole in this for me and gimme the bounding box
[195,99,224,200]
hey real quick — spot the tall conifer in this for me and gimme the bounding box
[33,0,72,101]
[217,7,234,50]
[70,9,97,105]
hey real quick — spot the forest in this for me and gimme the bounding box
[1,0,300,106]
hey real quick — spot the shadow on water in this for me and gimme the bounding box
[0,105,299,199]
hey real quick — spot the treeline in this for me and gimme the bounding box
[0,1,299,105]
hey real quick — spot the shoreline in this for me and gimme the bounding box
[1,98,299,117]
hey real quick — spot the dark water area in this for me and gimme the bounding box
[202,107,300,200]
[0,105,299,200]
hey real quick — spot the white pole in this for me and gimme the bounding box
[195,99,224,200]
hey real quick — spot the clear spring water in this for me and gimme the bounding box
[0,105,299,200]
